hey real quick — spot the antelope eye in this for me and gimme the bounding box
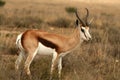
[81,28,84,32]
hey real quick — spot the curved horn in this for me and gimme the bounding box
[75,9,86,27]
[85,8,89,26]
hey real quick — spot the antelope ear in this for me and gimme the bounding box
[89,17,94,25]
[76,19,79,26]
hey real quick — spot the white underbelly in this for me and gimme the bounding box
[37,42,55,55]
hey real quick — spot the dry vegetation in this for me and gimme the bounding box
[0,0,120,80]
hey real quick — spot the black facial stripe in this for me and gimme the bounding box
[81,28,84,33]
[83,32,87,39]
[81,28,87,39]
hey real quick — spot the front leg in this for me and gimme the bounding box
[50,51,58,80]
[58,57,62,80]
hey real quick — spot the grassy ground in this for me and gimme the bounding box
[0,0,120,80]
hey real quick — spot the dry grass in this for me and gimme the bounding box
[0,0,120,80]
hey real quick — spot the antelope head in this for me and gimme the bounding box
[75,8,92,41]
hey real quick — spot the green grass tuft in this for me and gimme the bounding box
[65,7,76,14]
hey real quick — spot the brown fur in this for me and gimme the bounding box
[21,27,80,54]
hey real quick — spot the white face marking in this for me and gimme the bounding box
[80,27,91,41]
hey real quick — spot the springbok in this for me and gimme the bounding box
[15,8,92,79]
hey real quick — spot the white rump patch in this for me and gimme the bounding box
[16,33,24,51]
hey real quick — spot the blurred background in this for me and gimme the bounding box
[0,0,120,80]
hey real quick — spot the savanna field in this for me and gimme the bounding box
[0,0,120,80]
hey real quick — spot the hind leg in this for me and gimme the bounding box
[15,52,25,71]
[15,52,26,80]
[24,49,38,79]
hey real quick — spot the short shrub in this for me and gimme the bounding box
[65,7,76,14]
[48,18,71,28]
[13,16,43,28]
[0,0,6,7]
